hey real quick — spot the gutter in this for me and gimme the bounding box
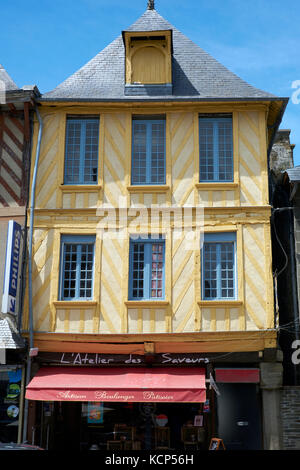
[22,106,43,443]
[38,96,289,104]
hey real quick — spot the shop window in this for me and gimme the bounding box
[59,235,95,300]
[131,118,166,185]
[202,232,236,300]
[64,117,99,184]
[199,115,233,182]
[129,236,165,300]
[0,368,23,444]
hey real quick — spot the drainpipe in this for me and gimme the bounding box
[22,106,43,443]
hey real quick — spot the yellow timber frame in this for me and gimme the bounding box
[23,100,282,353]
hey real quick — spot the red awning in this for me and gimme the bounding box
[25,367,206,403]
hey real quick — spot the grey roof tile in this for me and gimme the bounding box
[41,9,278,101]
[0,317,25,349]
[0,64,19,91]
[284,166,300,182]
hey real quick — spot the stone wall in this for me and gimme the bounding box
[270,129,294,179]
[281,386,300,449]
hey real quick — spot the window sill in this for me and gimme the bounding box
[59,184,102,192]
[196,183,238,190]
[127,185,170,193]
[53,301,97,308]
[198,300,243,307]
[125,300,169,308]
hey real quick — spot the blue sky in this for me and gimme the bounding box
[1,0,299,164]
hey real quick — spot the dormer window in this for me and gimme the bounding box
[123,30,173,96]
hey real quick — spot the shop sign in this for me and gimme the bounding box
[2,221,22,315]
[38,352,210,366]
[30,389,205,403]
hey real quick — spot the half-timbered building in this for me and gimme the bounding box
[23,4,288,450]
[0,64,39,443]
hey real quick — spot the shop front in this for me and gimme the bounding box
[24,352,215,451]
[0,365,25,444]
[25,351,265,451]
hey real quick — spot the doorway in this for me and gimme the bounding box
[216,383,262,450]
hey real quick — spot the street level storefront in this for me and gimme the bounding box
[24,353,214,450]
[24,352,264,451]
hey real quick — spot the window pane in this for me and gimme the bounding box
[62,244,78,299]
[132,120,165,185]
[220,242,234,298]
[204,243,218,298]
[131,243,145,298]
[79,244,94,298]
[203,240,235,299]
[150,243,164,298]
[218,121,233,181]
[130,239,165,300]
[199,118,233,182]
[65,119,99,184]
[199,121,214,181]
[151,123,165,184]
[65,122,81,184]
[132,123,147,184]
[61,241,94,300]
[84,121,99,183]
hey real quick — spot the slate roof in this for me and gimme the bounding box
[285,166,300,183]
[0,317,25,349]
[0,64,19,91]
[42,8,278,102]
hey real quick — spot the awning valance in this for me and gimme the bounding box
[25,367,206,403]
[215,368,260,383]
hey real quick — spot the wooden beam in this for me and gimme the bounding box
[24,102,30,142]
[8,103,17,112]
[154,340,268,353]
[31,330,277,344]
[34,340,145,355]
[0,114,3,170]
[32,337,275,355]
[144,342,155,354]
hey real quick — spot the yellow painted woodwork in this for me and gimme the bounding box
[123,30,172,85]
[132,46,165,84]
[23,102,275,352]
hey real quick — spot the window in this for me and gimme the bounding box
[131,118,166,185]
[199,116,233,182]
[202,232,236,300]
[64,117,99,184]
[129,236,165,300]
[59,235,95,300]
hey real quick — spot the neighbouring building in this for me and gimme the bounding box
[22,3,288,450]
[0,64,39,443]
[269,130,300,449]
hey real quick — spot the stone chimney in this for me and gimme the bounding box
[270,129,295,177]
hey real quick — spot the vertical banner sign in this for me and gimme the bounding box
[2,221,22,315]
